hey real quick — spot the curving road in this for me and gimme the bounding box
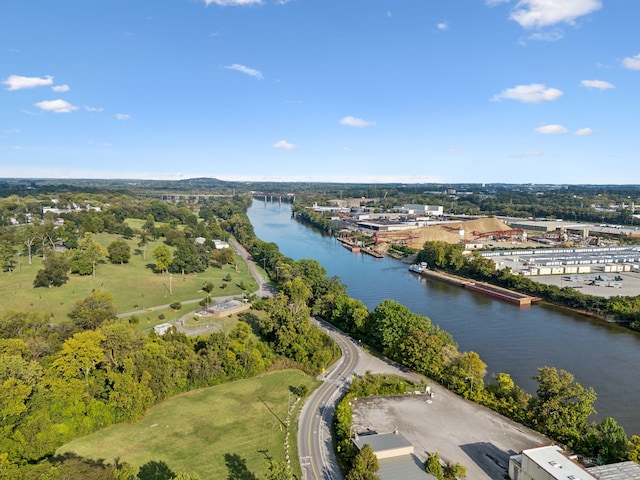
[297,319,426,480]
[297,319,359,480]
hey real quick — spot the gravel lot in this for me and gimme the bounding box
[351,381,549,480]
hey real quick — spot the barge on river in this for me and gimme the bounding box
[412,268,540,306]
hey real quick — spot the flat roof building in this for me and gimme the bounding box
[509,445,597,480]
[588,461,640,479]
[353,432,437,480]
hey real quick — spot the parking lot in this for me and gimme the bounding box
[530,271,640,298]
[351,382,548,480]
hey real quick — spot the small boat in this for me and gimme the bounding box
[409,262,428,273]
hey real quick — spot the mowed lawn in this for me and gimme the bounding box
[58,370,319,479]
[0,233,259,321]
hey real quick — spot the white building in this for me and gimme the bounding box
[402,204,443,216]
[509,445,596,480]
[213,239,230,249]
[153,323,173,335]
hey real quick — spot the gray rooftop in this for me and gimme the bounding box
[353,432,413,453]
[377,454,437,480]
[588,461,640,480]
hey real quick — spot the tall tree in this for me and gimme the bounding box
[33,252,70,288]
[530,366,597,447]
[51,330,106,384]
[137,230,150,259]
[170,241,208,275]
[69,233,108,278]
[0,241,17,273]
[107,239,131,264]
[581,417,628,464]
[68,290,117,330]
[152,244,173,274]
[18,225,39,264]
[347,444,379,480]
[424,453,445,480]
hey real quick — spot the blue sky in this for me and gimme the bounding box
[1,0,639,184]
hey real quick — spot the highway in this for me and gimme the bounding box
[297,319,361,480]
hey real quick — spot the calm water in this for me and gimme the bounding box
[248,200,640,435]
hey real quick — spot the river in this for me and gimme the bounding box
[247,200,640,435]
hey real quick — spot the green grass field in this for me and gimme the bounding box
[57,370,319,479]
[0,233,260,321]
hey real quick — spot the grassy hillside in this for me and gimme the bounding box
[0,233,259,321]
[58,370,319,479]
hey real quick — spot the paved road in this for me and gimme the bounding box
[297,320,423,480]
[297,320,358,480]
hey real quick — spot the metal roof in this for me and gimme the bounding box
[588,461,640,480]
[353,432,413,453]
[377,454,437,480]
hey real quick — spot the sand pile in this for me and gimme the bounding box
[378,217,514,248]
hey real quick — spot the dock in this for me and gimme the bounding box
[361,247,383,258]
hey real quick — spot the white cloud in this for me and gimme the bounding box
[224,63,263,79]
[486,0,510,6]
[448,147,460,153]
[205,0,262,6]
[342,146,355,152]
[340,116,375,128]
[492,83,563,103]
[510,0,602,29]
[34,99,78,113]
[3,74,53,91]
[575,127,593,136]
[115,113,131,120]
[437,21,449,31]
[513,151,543,157]
[525,29,564,42]
[535,124,568,134]
[52,84,70,92]
[272,140,297,150]
[580,79,614,90]
[85,105,104,112]
[622,54,640,70]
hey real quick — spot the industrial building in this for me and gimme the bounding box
[353,432,437,480]
[403,204,444,216]
[509,445,640,480]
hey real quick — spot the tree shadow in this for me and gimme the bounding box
[257,449,272,462]
[224,452,259,480]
